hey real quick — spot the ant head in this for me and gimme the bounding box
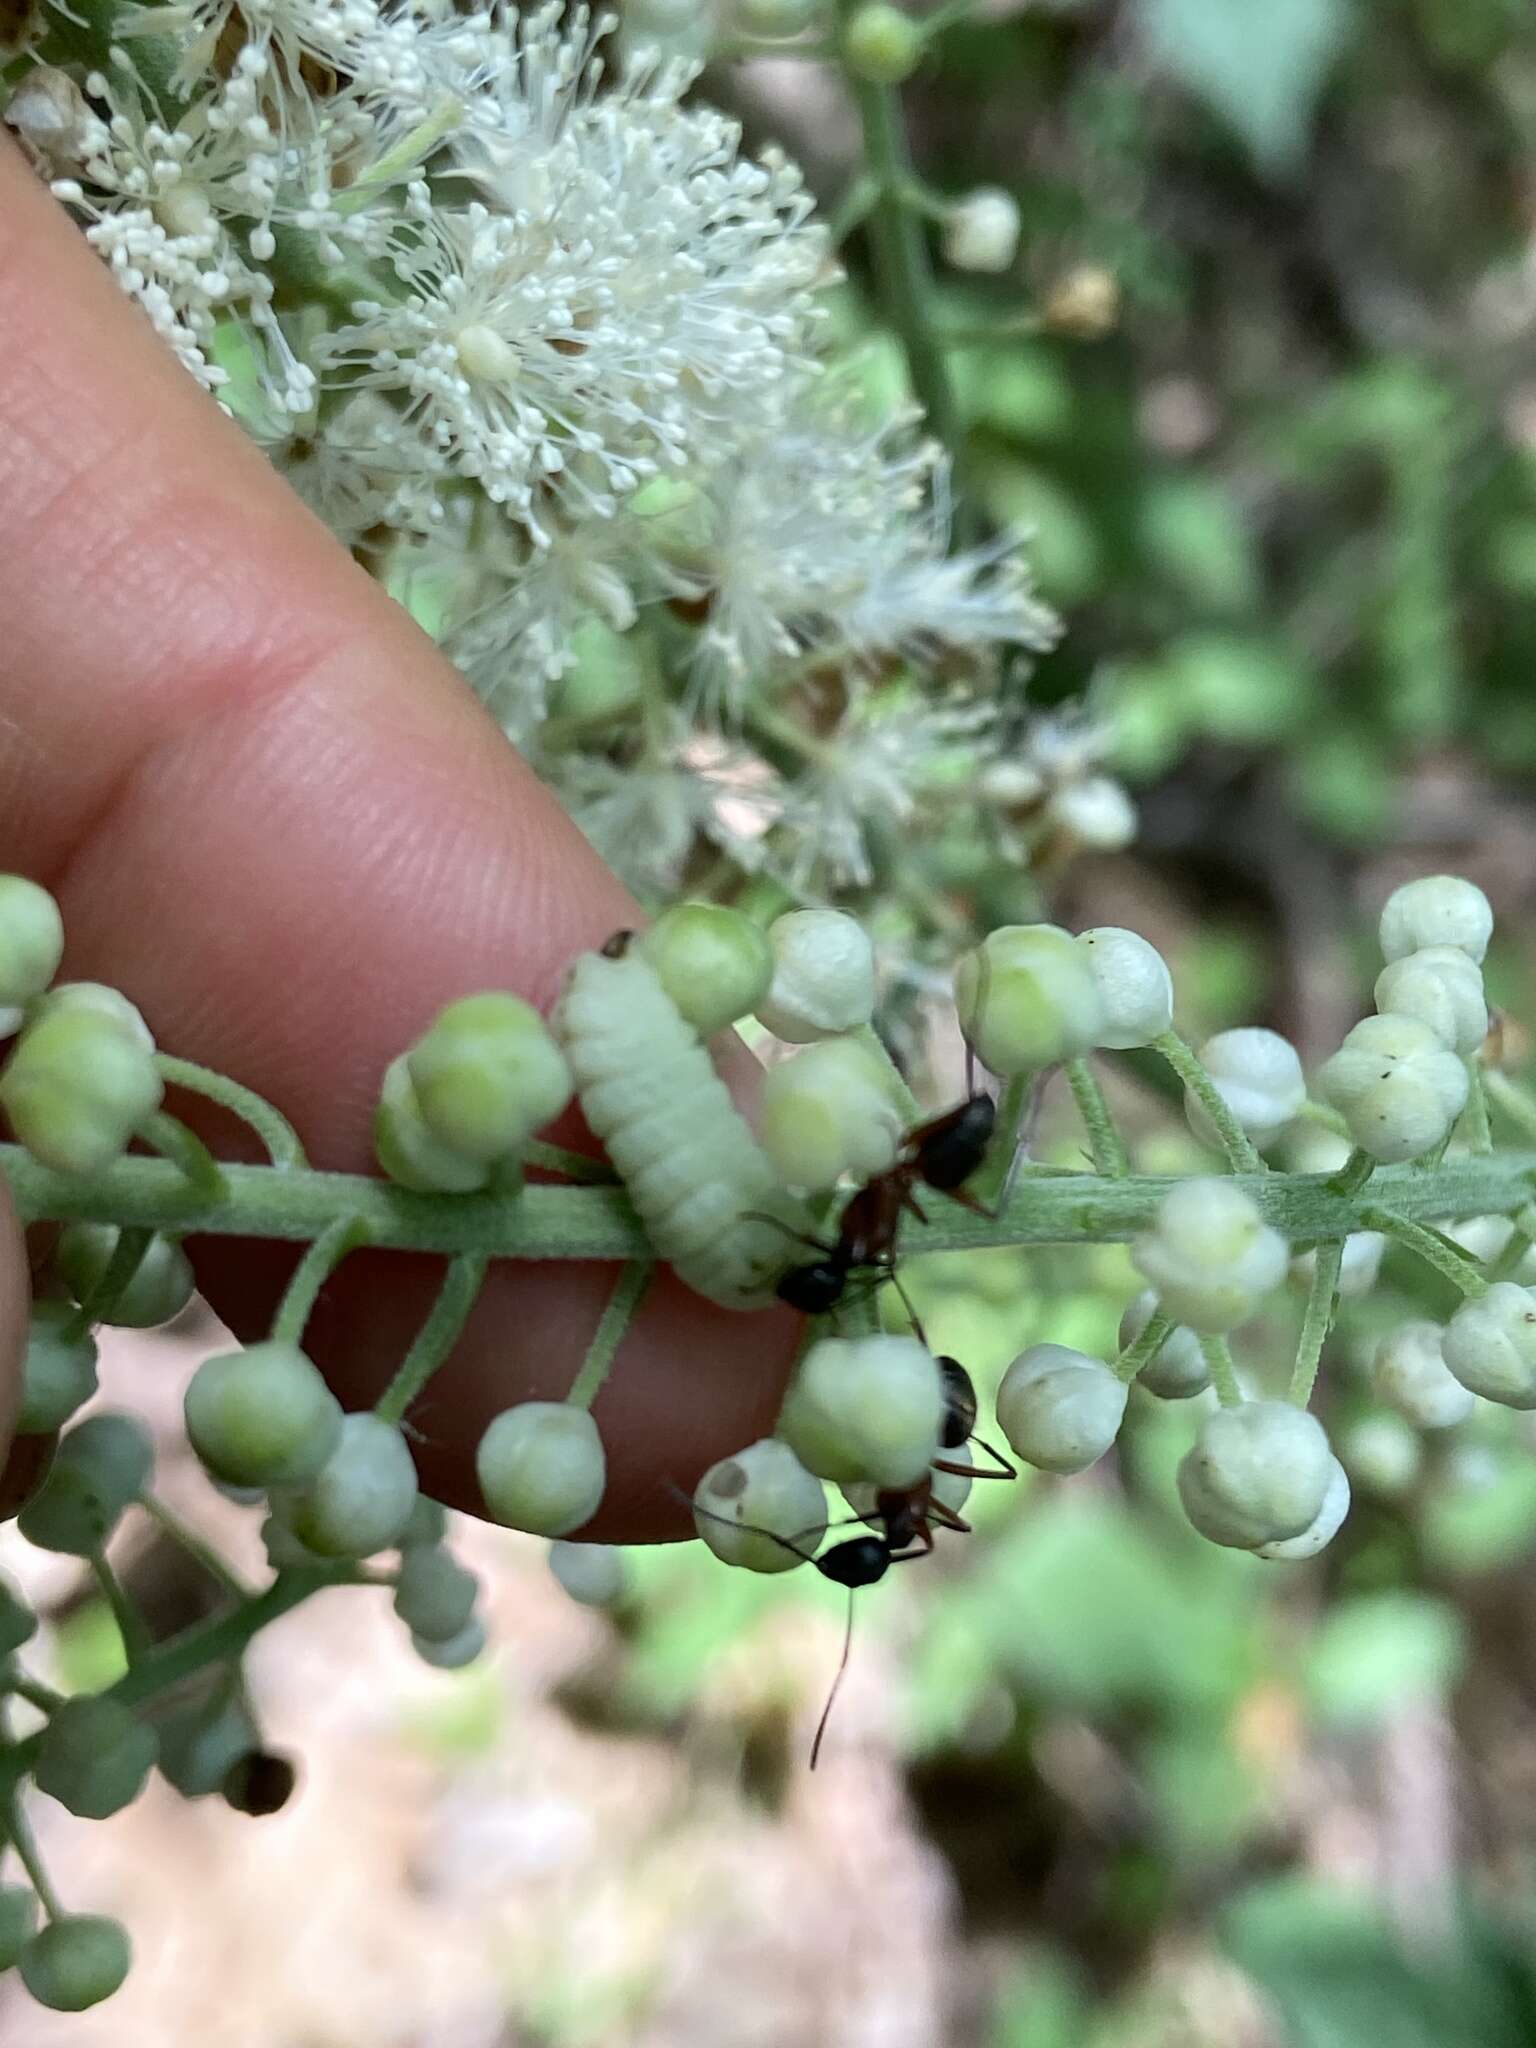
[817,1535,891,1589]
[938,1355,979,1449]
[776,1261,846,1315]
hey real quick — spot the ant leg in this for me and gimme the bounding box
[923,1495,972,1536]
[741,1212,836,1257]
[933,1435,1017,1482]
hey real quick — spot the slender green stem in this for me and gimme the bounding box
[141,1494,254,1600]
[5,1145,1536,1263]
[1328,1149,1376,1197]
[1114,1308,1173,1384]
[374,1254,489,1426]
[0,1734,62,1920]
[1359,1206,1489,1299]
[827,171,880,244]
[850,1023,922,1126]
[1064,1057,1130,1177]
[156,1055,307,1170]
[1199,1334,1243,1407]
[270,1213,372,1346]
[1487,1226,1536,1283]
[1463,1061,1493,1154]
[91,1553,150,1665]
[1296,1098,1351,1138]
[568,1261,655,1410]
[837,2,969,513]
[1486,1069,1536,1142]
[3,1673,63,1715]
[61,1224,152,1342]
[139,1110,226,1203]
[524,1140,617,1186]
[1288,1239,1343,1406]
[1152,1032,1264,1173]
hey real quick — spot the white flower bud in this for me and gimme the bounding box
[393,1545,480,1643]
[20,1915,131,2013]
[1290,1231,1386,1301]
[1255,1456,1350,1561]
[1076,928,1174,1049]
[1379,874,1492,965]
[1318,1014,1469,1163]
[3,68,89,159]
[1372,1320,1475,1428]
[34,982,154,1050]
[549,1540,629,1607]
[1374,946,1487,1056]
[779,1334,944,1489]
[942,186,1021,273]
[1340,1414,1422,1498]
[756,909,876,1043]
[1046,775,1137,850]
[1118,1290,1209,1398]
[995,1345,1127,1473]
[1185,1028,1305,1150]
[760,1037,904,1190]
[1442,1282,1536,1408]
[1176,1400,1332,1549]
[476,1401,606,1534]
[1131,1178,1288,1333]
[693,1437,826,1573]
[0,876,63,1007]
[954,924,1105,1077]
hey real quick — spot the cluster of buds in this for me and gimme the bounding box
[0,868,1529,2011]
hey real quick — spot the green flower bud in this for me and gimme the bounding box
[32,981,153,1048]
[756,909,876,1043]
[155,1689,259,1799]
[0,1572,37,1657]
[19,1915,131,2012]
[1077,927,1173,1050]
[286,1414,419,1558]
[393,1544,480,1643]
[1379,874,1492,965]
[942,186,1020,274]
[1255,1456,1350,1561]
[1341,1414,1422,1499]
[19,1412,153,1555]
[0,875,63,1009]
[1131,1178,1288,1333]
[374,1053,491,1193]
[1373,1320,1474,1428]
[184,1343,343,1488]
[0,1885,38,1972]
[53,1224,195,1330]
[1176,1401,1332,1550]
[760,1037,904,1191]
[1186,1028,1305,1150]
[779,1334,944,1489]
[35,1695,158,1819]
[16,1303,98,1435]
[397,1496,449,1550]
[995,1345,1127,1473]
[693,1437,826,1573]
[549,1539,629,1606]
[1290,1230,1386,1301]
[1374,945,1487,1056]
[476,1401,606,1535]
[406,992,573,1164]
[0,1004,162,1175]
[412,1618,487,1668]
[842,0,922,82]
[954,925,1105,1077]
[261,1510,326,1572]
[1442,1282,1536,1407]
[1118,1290,1208,1399]
[1047,775,1137,851]
[1318,1014,1469,1163]
[639,904,774,1037]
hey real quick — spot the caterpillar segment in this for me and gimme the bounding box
[553,938,812,1309]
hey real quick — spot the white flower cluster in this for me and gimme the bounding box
[9,0,1077,902]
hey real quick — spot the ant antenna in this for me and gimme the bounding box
[810,1591,857,1771]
